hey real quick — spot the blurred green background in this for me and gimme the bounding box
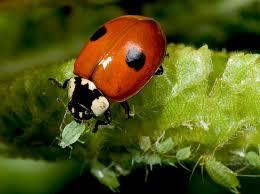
[0,0,259,193]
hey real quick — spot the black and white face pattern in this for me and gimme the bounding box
[67,77,109,122]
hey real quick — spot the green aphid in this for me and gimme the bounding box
[246,151,260,167]
[90,161,120,192]
[156,137,175,154]
[132,153,144,164]
[59,121,86,149]
[139,136,151,152]
[176,146,191,161]
[204,155,240,194]
[144,153,161,170]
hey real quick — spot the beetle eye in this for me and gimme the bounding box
[84,109,93,120]
[85,109,91,115]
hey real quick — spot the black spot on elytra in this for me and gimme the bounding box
[126,47,146,71]
[90,26,107,41]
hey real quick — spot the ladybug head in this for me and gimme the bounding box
[66,77,110,122]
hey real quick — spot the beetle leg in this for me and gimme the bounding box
[93,109,112,133]
[155,65,164,75]
[49,78,70,89]
[120,101,133,118]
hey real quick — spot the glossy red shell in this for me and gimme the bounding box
[74,15,166,102]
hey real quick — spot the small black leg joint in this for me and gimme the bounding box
[49,78,69,89]
[93,109,112,133]
[120,101,131,118]
[155,65,164,75]
[73,117,83,124]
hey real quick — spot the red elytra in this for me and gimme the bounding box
[74,15,166,102]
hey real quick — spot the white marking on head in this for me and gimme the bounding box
[99,56,112,69]
[68,78,75,98]
[81,78,96,91]
[79,112,83,118]
[71,108,75,114]
[91,96,109,116]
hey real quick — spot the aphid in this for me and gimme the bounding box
[139,136,151,152]
[58,120,86,149]
[245,151,260,167]
[144,153,161,170]
[245,145,260,167]
[176,146,191,161]
[204,155,240,194]
[155,137,174,154]
[90,161,120,191]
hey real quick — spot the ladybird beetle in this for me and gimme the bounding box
[51,15,166,132]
